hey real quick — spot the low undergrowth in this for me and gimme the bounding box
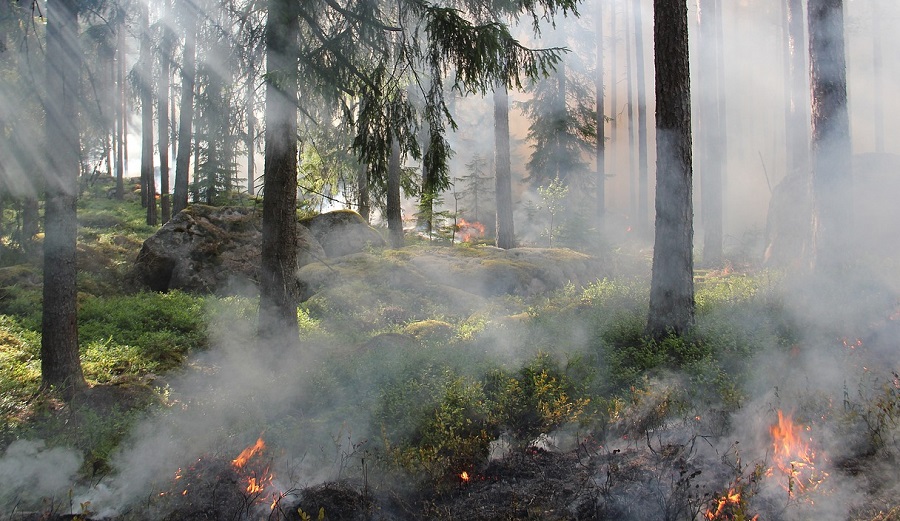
[1,185,899,519]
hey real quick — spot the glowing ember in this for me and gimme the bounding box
[232,437,265,469]
[460,471,470,482]
[767,410,828,496]
[456,219,485,242]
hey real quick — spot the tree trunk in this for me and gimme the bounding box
[357,162,370,222]
[596,2,606,219]
[158,0,172,223]
[634,0,650,234]
[494,82,515,249]
[387,137,404,248]
[42,0,86,399]
[259,0,301,343]
[646,0,694,339]
[173,3,197,216]
[808,0,851,272]
[139,5,157,225]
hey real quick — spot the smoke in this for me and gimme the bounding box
[0,440,83,510]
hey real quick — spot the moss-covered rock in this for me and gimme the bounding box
[129,205,325,295]
[300,210,386,258]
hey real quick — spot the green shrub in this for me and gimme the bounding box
[78,291,207,371]
[376,369,494,487]
[484,352,590,444]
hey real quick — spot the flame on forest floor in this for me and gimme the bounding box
[232,437,265,469]
[767,410,828,497]
[456,219,485,243]
[460,471,470,483]
[705,486,758,521]
[232,437,280,508]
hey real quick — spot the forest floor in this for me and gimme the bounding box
[1,179,899,520]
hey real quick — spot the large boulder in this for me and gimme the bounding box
[130,205,325,294]
[300,210,386,258]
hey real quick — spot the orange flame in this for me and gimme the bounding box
[767,410,828,496]
[705,488,741,520]
[232,437,265,469]
[460,471,470,482]
[456,219,485,243]
[246,474,272,494]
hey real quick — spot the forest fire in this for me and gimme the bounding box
[705,487,757,521]
[231,437,279,508]
[232,436,266,469]
[767,410,828,497]
[456,219,485,242]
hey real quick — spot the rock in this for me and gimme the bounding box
[130,205,325,295]
[300,210,386,258]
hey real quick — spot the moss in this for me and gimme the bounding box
[403,320,455,343]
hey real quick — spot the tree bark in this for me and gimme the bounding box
[259,0,301,343]
[494,82,515,249]
[387,137,404,248]
[173,3,197,216]
[808,0,851,272]
[139,4,157,225]
[42,0,86,399]
[646,0,694,339]
[633,0,650,234]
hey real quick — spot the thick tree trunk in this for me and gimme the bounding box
[139,5,157,225]
[596,2,606,219]
[646,0,694,339]
[259,0,301,343]
[42,0,86,399]
[808,0,851,272]
[634,0,650,234]
[494,82,515,249]
[173,4,197,216]
[158,0,172,223]
[387,138,404,248]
